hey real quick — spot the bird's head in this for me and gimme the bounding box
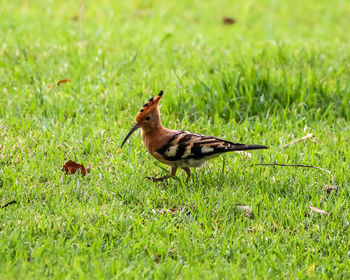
[121,90,164,147]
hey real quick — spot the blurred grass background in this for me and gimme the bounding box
[0,0,349,279]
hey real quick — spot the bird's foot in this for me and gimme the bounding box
[145,175,171,182]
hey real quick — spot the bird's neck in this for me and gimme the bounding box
[141,122,164,135]
[141,124,172,153]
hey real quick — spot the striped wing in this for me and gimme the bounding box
[157,131,265,161]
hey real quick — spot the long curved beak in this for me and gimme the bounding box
[121,123,140,148]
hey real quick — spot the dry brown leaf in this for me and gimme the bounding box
[62,160,90,176]
[236,204,254,219]
[309,206,329,216]
[324,185,340,194]
[57,79,71,85]
[283,133,316,148]
[223,17,236,25]
[47,79,72,90]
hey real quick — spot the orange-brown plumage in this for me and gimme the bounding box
[121,90,268,182]
[136,91,163,123]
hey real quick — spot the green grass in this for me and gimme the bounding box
[1,0,350,279]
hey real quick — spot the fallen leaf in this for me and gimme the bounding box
[62,160,90,176]
[47,79,72,89]
[223,17,236,25]
[309,206,329,216]
[57,79,71,86]
[57,79,71,85]
[324,185,340,194]
[236,204,254,219]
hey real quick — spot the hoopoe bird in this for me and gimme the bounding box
[121,91,268,182]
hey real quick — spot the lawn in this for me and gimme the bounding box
[1,0,349,279]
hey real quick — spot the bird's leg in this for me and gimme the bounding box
[146,167,177,182]
[181,167,191,182]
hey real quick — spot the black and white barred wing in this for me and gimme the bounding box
[157,131,266,161]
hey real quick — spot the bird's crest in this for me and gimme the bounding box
[136,90,163,121]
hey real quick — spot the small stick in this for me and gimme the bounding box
[283,133,315,148]
[0,200,17,209]
[246,163,334,181]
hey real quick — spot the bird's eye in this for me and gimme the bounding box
[146,116,150,121]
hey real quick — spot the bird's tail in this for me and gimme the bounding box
[233,144,268,151]
[247,144,268,150]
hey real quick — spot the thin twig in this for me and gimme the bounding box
[0,200,17,209]
[283,133,315,148]
[246,163,334,181]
